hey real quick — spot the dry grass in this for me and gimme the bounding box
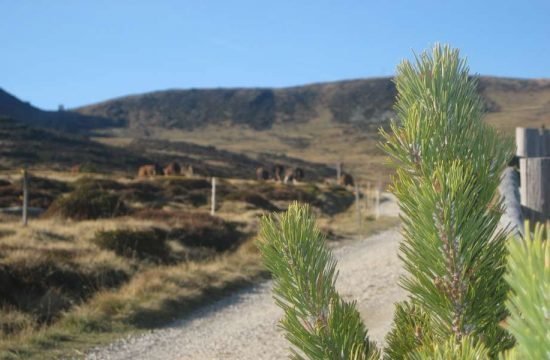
[0,170,399,359]
[96,108,391,184]
[0,233,265,360]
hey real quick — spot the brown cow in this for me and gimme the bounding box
[70,165,81,174]
[272,164,285,182]
[138,164,163,177]
[338,172,354,187]
[180,164,194,177]
[294,167,304,181]
[256,167,269,180]
[283,167,304,184]
[164,162,181,176]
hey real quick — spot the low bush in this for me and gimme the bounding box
[71,177,124,191]
[0,252,129,326]
[159,178,211,191]
[44,187,127,220]
[134,209,244,251]
[225,191,279,211]
[92,228,169,262]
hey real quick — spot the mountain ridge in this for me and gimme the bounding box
[74,76,550,132]
[0,88,122,132]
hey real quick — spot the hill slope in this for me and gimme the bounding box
[79,76,550,182]
[0,88,121,132]
[0,117,147,172]
[76,77,550,133]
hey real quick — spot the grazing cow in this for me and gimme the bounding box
[138,164,163,177]
[70,165,81,174]
[272,164,285,182]
[338,172,354,187]
[164,162,181,176]
[294,167,304,181]
[180,164,194,177]
[283,167,305,184]
[256,167,270,180]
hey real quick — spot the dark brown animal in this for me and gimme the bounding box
[70,165,81,174]
[180,164,194,177]
[272,164,285,182]
[294,167,304,181]
[338,172,354,187]
[164,162,181,176]
[283,167,304,184]
[256,167,269,180]
[138,164,163,177]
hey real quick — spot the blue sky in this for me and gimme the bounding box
[1,0,549,110]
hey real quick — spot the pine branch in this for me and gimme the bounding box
[381,44,514,356]
[258,203,379,360]
[502,222,549,359]
[408,335,490,360]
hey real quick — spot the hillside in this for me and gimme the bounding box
[0,88,120,132]
[77,76,550,133]
[0,116,332,181]
[0,117,147,172]
[77,78,396,131]
[80,76,550,182]
[2,76,548,182]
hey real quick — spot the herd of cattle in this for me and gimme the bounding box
[137,162,194,177]
[133,161,355,186]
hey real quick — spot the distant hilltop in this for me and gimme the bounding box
[2,76,549,134]
[74,76,550,132]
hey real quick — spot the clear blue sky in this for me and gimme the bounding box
[1,0,549,110]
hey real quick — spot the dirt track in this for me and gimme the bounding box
[85,221,405,360]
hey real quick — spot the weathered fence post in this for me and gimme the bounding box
[367,181,373,215]
[375,181,381,220]
[354,182,361,231]
[519,158,550,223]
[516,127,550,157]
[22,169,28,226]
[516,126,550,224]
[211,177,216,216]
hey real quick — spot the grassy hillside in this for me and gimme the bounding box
[0,117,332,180]
[2,76,548,183]
[78,76,550,183]
[0,88,120,132]
[0,117,148,172]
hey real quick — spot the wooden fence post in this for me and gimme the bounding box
[375,181,381,220]
[211,177,216,215]
[354,182,361,231]
[516,127,550,157]
[519,157,550,223]
[516,127,550,224]
[22,169,28,226]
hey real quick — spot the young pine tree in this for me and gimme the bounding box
[380,44,514,357]
[258,45,548,359]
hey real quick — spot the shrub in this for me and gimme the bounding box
[160,178,211,191]
[92,228,169,262]
[225,191,279,211]
[133,210,244,251]
[501,222,549,359]
[259,45,522,359]
[0,252,129,326]
[72,177,124,191]
[45,187,127,220]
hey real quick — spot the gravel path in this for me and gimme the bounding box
[86,225,405,360]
